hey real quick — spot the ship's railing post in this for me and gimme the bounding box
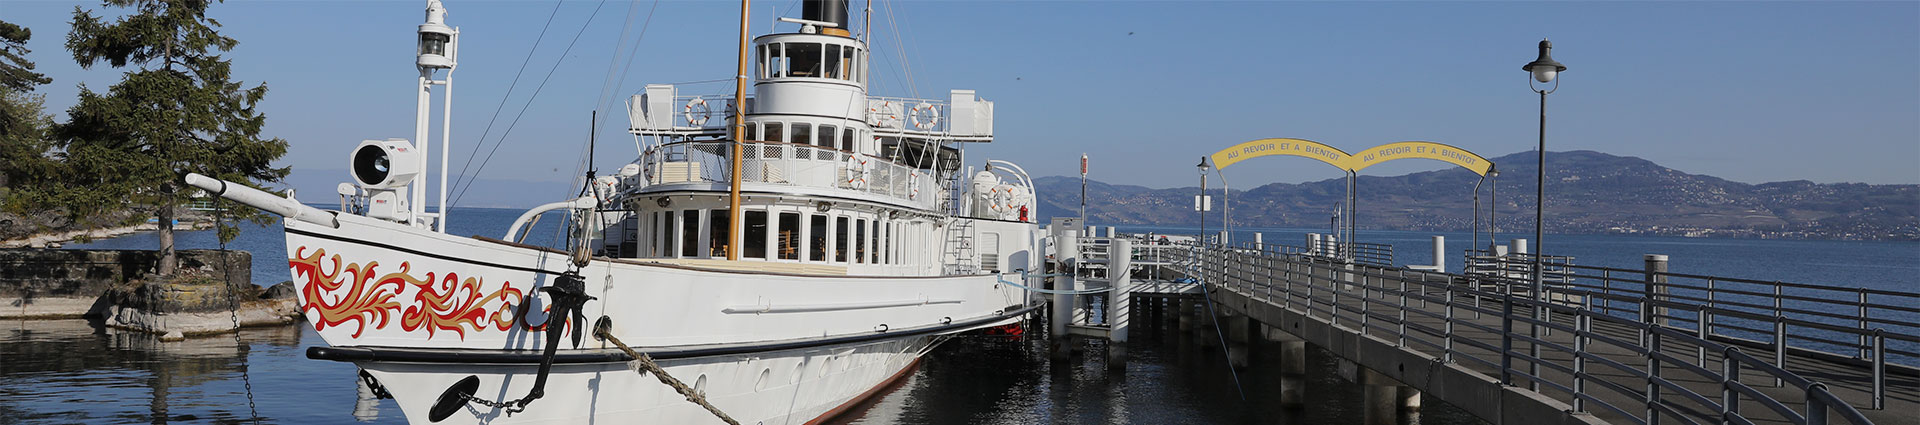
[1705,277,1717,340]
[1331,260,1342,328]
[1722,346,1741,419]
[1806,386,1830,425]
[1397,269,1408,347]
[1501,276,1515,386]
[1856,288,1868,359]
[1872,328,1885,410]
[1573,300,1589,413]
[1264,250,1275,304]
[1443,278,1455,363]
[1282,253,1293,310]
[1647,322,1664,425]
[1774,315,1788,388]
[1601,269,1612,317]
[1697,308,1709,366]
[1360,267,1371,336]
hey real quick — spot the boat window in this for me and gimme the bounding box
[823,44,841,79]
[680,210,698,257]
[744,122,759,142]
[765,43,784,78]
[744,210,767,259]
[764,122,784,144]
[819,125,837,150]
[792,123,812,146]
[708,209,731,258]
[654,211,668,257]
[810,214,828,262]
[854,218,867,264]
[787,43,821,78]
[834,216,849,262]
[848,46,864,82]
[709,209,733,258]
[842,128,856,152]
[778,212,800,260]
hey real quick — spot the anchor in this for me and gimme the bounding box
[429,272,595,422]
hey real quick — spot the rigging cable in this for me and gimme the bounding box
[452,0,614,207]
[449,0,566,197]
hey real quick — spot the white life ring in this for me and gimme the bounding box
[845,158,869,189]
[908,174,920,199]
[683,98,710,126]
[868,101,901,128]
[909,102,940,130]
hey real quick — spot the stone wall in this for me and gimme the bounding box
[1,249,251,318]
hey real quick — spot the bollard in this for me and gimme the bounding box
[1108,239,1132,370]
[1051,257,1076,362]
[1431,235,1446,274]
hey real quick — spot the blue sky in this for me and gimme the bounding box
[9,0,1917,207]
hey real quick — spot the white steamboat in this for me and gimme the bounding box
[186,1,1046,423]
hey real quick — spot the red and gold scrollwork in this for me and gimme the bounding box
[290,247,525,339]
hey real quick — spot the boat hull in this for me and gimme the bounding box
[284,214,1031,424]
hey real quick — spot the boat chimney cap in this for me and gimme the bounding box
[800,0,851,37]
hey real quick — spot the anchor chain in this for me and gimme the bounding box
[594,323,740,425]
[213,195,262,424]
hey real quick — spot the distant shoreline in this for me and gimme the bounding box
[0,220,215,248]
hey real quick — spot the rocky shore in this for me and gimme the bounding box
[2,248,302,339]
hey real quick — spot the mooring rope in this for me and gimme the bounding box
[995,270,1111,295]
[593,326,739,425]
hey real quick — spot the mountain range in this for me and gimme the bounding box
[1032,150,1918,241]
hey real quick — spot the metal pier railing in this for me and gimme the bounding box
[1126,240,1915,425]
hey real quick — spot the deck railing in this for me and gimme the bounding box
[1127,240,1907,424]
[639,140,939,209]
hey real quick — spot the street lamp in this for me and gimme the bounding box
[1197,157,1211,247]
[1520,37,1565,392]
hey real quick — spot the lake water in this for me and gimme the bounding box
[9,208,1912,424]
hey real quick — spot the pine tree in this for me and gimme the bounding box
[0,20,55,200]
[43,0,289,275]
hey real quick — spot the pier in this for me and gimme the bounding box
[1039,228,1919,425]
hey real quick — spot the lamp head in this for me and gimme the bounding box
[1522,38,1566,83]
[1197,157,1211,175]
[417,0,456,69]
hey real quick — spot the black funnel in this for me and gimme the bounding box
[802,0,849,31]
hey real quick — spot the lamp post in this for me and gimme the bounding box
[1197,157,1211,247]
[1521,37,1565,392]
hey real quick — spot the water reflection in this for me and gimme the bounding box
[1,319,302,424]
[841,316,1488,425]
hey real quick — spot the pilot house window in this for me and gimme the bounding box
[787,43,822,78]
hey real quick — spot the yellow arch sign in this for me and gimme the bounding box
[1211,138,1352,172]
[1348,141,1493,175]
[1211,139,1493,176]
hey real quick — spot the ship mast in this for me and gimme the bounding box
[727,0,751,261]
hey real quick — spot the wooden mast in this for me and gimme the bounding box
[727,0,750,261]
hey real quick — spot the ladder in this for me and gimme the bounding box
[942,218,977,275]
